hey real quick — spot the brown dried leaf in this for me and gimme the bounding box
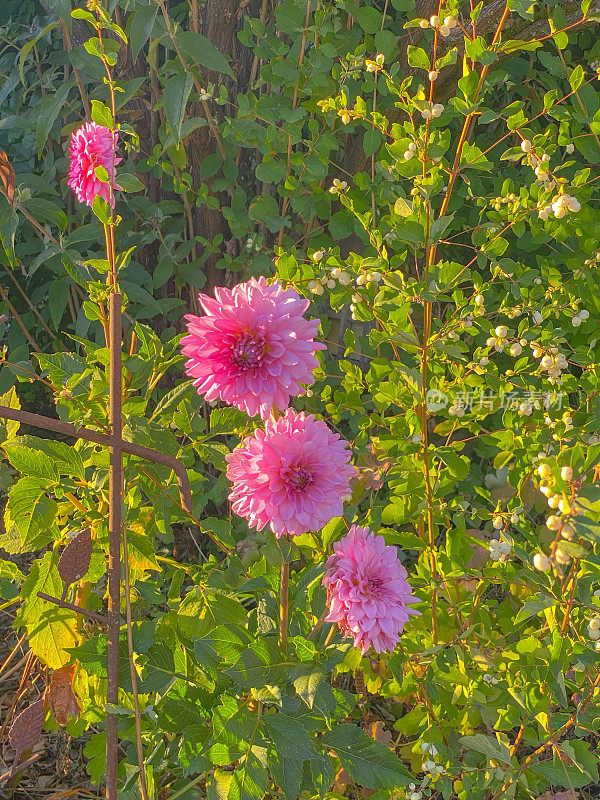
[48,666,80,726]
[8,696,46,761]
[369,720,393,746]
[332,767,352,792]
[536,792,579,800]
[57,529,92,586]
[0,148,16,208]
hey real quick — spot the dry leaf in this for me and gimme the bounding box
[0,148,16,209]
[369,720,393,746]
[8,696,46,761]
[48,666,80,726]
[536,792,579,800]
[332,767,352,792]
[57,529,92,586]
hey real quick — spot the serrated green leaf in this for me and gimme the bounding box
[5,476,58,552]
[321,724,413,789]
[460,733,512,765]
[15,551,79,668]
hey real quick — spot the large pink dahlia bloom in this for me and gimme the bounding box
[226,409,356,537]
[181,277,326,419]
[323,525,420,654]
[68,122,121,207]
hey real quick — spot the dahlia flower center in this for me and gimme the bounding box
[366,575,383,593]
[283,465,314,493]
[230,331,267,371]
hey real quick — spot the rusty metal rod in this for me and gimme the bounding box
[0,406,194,514]
[106,292,122,800]
[0,753,41,786]
[36,592,109,624]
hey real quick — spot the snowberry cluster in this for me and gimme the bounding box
[533,462,580,568]
[365,53,385,73]
[539,193,581,220]
[403,141,418,160]
[421,103,444,119]
[329,178,348,194]
[307,252,355,296]
[571,308,589,327]
[421,742,444,776]
[492,192,520,213]
[420,13,458,36]
[489,537,511,562]
[485,324,509,352]
[448,401,465,417]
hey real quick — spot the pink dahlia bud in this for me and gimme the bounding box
[323,525,420,654]
[182,277,326,420]
[226,408,355,537]
[67,122,121,208]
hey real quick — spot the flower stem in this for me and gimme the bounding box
[279,561,290,653]
[307,608,329,640]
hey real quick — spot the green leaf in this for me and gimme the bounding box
[36,81,72,149]
[508,0,535,19]
[514,593,557,625]
[460,734,512,765]
[0,198,18,266]
[117,172,145,192]
[163,72,194,143]
[570,65,585,91]
[151,381,194,420]
[3,438,60,482]
[264,713,318,761]
[5,476,58,552]
[36,352,88,391]
[193,625,249,671]
[0,386,21,444]
[61,253,93,288]
[291,665,325,708]
[394,197,413,218]
[218,750,269,800]
[19,21,59,84]
[15,551,79,668]
[138,642,177,693]
[15,437,86,480]
[91,99,114,130]
[271,754,303,800]
[321,724,413,789]
[407,45,430,71]
[354,6,383,33]
[175,30,234,77]
[26,198,67,232]
[92,194,111,224]
[127,4,158,61]
[248,195,288,233]
[227,638,290,690]
[209,406,248,435]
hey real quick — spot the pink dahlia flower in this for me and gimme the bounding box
[323,525,420,654]
[181,277,326,419]
[67,122,121,207]
[226,408,356,537]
